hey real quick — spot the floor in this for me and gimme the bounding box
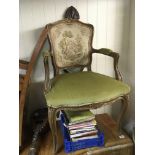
[20,114,134,155]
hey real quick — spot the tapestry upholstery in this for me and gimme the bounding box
[48,20,93,68]
[45,71,130,108]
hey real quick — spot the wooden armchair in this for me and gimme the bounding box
[42,6,130,154]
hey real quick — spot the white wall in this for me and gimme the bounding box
[125,0,135,120]
[19,0,134,118]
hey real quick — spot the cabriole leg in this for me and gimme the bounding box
[116,95,129,133]
[48,108,58,154]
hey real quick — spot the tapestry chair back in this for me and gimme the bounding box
[47,20,94,69]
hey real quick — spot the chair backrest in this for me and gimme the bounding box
[47,19,94,72]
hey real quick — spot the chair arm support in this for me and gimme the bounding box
[92,48,122,81]
[43,51,51,93]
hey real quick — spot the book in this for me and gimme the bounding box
[62,110,100,143]
[68,124,96,130]
[68,119,97,127]
[68,117,95,125]
[70,127,97,135]
[70,130,98,138]
[72,135,99,142]
[67,119,97,130]
[65,110,95,124]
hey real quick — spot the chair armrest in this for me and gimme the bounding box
[43,51,51,93]
[92,48,122,81]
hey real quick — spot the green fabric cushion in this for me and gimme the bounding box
[45,71,130,108]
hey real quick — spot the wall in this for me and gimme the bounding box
[126,0,135,120]
[19,0,134,118]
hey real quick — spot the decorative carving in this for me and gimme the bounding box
[64,6,80,20]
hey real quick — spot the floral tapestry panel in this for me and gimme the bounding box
[49,21,93,68]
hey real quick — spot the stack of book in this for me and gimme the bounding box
[63,110,99,142]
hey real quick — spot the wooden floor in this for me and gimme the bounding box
[20,114,134,155]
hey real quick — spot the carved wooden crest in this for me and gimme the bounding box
[64,6,80,20]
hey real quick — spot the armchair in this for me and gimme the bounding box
[29,6,130,154]
[42,7,130,154]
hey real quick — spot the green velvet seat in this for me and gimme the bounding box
[45,71,130,108]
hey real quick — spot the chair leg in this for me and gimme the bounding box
[48,108,58,155]
[116,95,129,133]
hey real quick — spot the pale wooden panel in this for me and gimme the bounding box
[112,0,124,53]
[19,2,25,59]
[87,0,98,73]
[67,0,77,8]
[117,0,131,79]
[119,0,134,121]
[97,0,111,113]
[19,0,57,82]
[95,0,107,114]
[55,0,67,20]
[31,0,52,82]
[105,0,116,78]
[102,0,116,114]
[41,0,56,23]
[103,0,130,115]
[19,0,36,60]
[96,0,107,75]
[128,0,135,120]
[87,0,98,114]
[106,0,131,115]
[76,0,88,22]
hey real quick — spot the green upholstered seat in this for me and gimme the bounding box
[45,71,130,108]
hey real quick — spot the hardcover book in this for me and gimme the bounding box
[65,110,95,124]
